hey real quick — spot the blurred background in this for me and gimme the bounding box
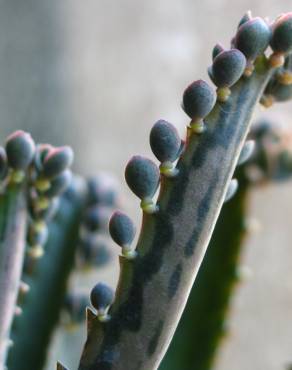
[0,1,291,369]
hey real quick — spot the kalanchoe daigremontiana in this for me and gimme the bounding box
[150,120,182,177]
[73,11,292,370]
[7,174,117,370]
[109,211,136,259]
[0,131,35,368]
[63,292,89,326]
[247,119,292,181]
[77,174,119,269]
[209,49,246,101]
[160,118,292,370]
[5,131,36,181]
[261,54,292,106]
[42,146,74,179]
[234,15,271,75]
[224,178,238,202]
[90,283,115,322]
[237,140,255,165]
[260,14,292,107]
[0,130,74,369]
[182,79,216,133]
[125,155,160,213]
[7,179,84,370]
[26,144,74,260]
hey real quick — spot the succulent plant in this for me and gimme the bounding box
[1,10,292,370]
[6,174,117,370]
[160,119,292,370]
[72,11,292,370]
[0,129,116,370]
[0,131,75,368]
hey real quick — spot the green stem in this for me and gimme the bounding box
[78,59,273,370]
[7,180,86,370]
[0,185,27,369]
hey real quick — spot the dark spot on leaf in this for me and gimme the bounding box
[147,320,164,356]
[168,263,182,300]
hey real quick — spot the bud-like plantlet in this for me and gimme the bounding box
[150,120,181,176]
[5,130,35,171]
[237,10,252,28]
[90,282,114,321]
[238,140,255,165]
[250,119,271,139]
[87,175,118,206]
[212,43,225,60]
[42,146,73,179]
[19,281,30,296]
[0,147,8,180]
[182,80,216,133]
[30,197,60,221]
[64,293,89,324]
[62,175,85,202]
[211,49,246,102]
[109,211,136,258]
[45,170,72,198]
[224,179,238,202]
[84,206,111,232]
[270,13,292,54]
[26,244,45,259]
[79,237,111,267]
[27,221,48,247]
[125,155,160,213]
[264,79,292,102]
[34,144,53,172]
[234,17,271,63]
[276,55,292,85]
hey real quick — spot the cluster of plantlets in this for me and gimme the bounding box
[160,119,292,370]
[7,174,117,370]
[0,130,74,367]
[0,131,117,370]
[55,118,292,370]
[72,11,292,370]
[1,10,292,370]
